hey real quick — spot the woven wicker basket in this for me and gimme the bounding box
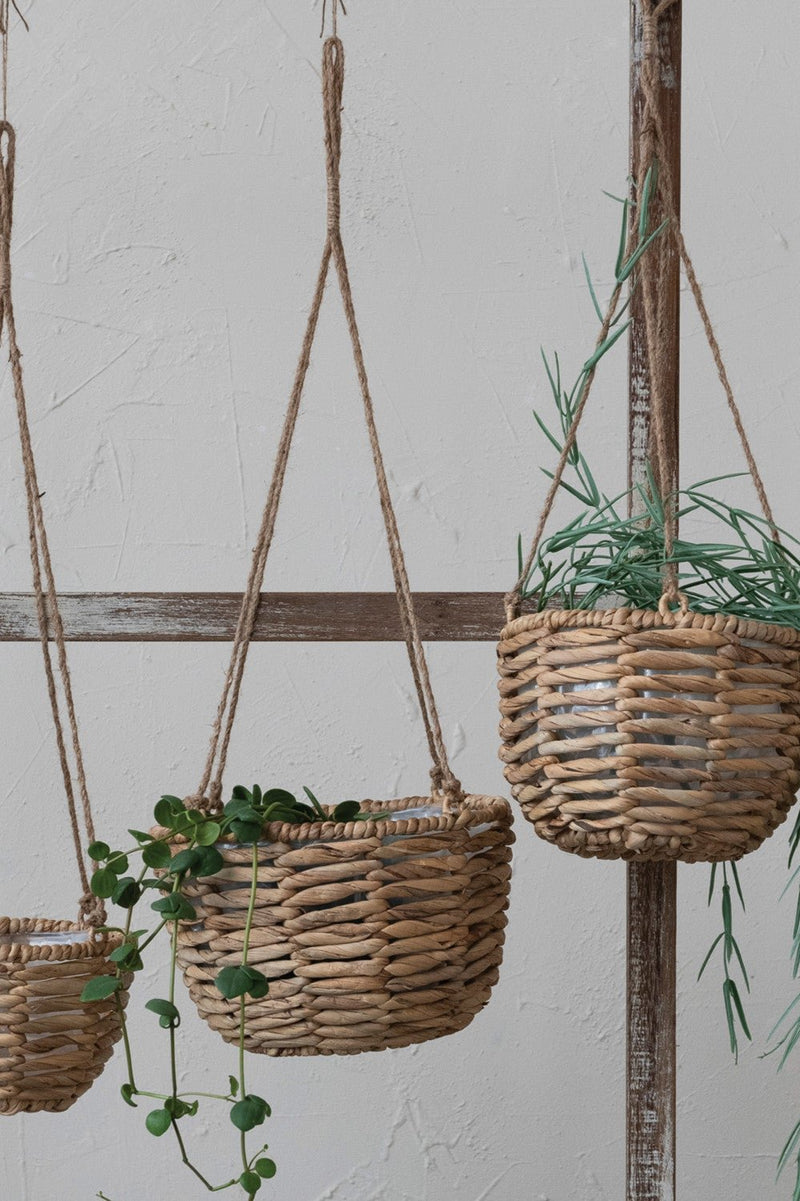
[498,606,800,863]
[0,917,129,1114]
[172,795,513,1056]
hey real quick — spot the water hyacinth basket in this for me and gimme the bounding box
[498,606,800,863]
[173,795,513,1055]
[0,918,129,1114]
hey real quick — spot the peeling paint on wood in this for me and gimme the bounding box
[0,591,518,642]
[626,4,681,1201]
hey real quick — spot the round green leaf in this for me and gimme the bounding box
[255,1158,277,1180]
[230,817,263,844]
[128,829,152,844]
[239,1171,261,1194]
[267,788,298,807]
[108,853,129,876]
[142,841,172,870]
[195,821,221,846]
[168,848,201,876]
[81,975,121,1003]
[145,1107,172,1137]
[145,998,180,1026]
[91,867,117,899]
[111,877,141,909]
[120,1083,138,1108]
[230,1094,269,1133]
[195,845,224,877]
[332,801,361,822]
[109,943,143,972]
[151,894,196,922]
[87,841,110,861]
[153,795,186,828]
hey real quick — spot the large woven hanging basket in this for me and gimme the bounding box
[498,606,800,863]
[172,795,513,1056]
[0,918,129,1114]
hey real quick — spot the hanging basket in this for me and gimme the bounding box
[498,606,800,863]
[168,795,512,1056]
[0,918,129,1114]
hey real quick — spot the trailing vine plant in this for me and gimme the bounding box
[84,786,378,1199]
[766,813,800,1201]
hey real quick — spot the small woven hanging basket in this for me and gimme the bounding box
[0,918,129,1115]
[169,795,513,1056]
[498,606,800,863]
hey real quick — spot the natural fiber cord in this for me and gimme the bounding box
[0,12,127,1115]
[197,38,464,813]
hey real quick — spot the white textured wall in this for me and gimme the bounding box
[1,2,799,1199]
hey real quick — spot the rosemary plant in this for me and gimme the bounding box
[697,862,751,1062]
[84,786,378,1200]
[519,187,800,627]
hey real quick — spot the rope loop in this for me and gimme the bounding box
[510,0,781,624]
[657,589,690,619]
[0,108,103,926]
[197,33,462,819]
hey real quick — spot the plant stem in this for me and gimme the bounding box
[115,992,137,1092]
[239,841,260,1180]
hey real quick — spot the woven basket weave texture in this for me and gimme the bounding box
[0,917,129,1115]
[498,607,800,862]
[174,795,513,1055]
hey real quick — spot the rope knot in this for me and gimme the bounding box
[79,891,106,929]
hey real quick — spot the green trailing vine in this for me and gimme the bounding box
[83,785,382,1199]
[697,861,751,1063]
[764,813,800,1201]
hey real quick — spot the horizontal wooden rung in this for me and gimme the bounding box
[0,592,520,643]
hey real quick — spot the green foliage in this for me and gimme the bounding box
[84,781,372,1197]
[145,1108,172,1137]
[216,965,269,1001]
[520,186,800,629]
[80,974,122,1003]
[230,1095,271,1133]
[698,863,751,1063]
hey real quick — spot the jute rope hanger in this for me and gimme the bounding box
[0,4,104,926]
[195,32,463,814]
[505,0,780,623]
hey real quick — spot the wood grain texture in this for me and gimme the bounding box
[627,862,677,1201]
[0,592,517,642]
[627,3,681,1200]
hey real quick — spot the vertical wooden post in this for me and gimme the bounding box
[627,4,681,1201]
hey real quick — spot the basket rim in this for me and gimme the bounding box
[0,916,123,962]
[500,605,800,647]
[156,792,512,848]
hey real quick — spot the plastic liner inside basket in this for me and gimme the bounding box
[2,930,91,947]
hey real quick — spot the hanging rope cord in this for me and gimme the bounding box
[0,16,103,926]
[505,0,780,622]
[196,37,463,813]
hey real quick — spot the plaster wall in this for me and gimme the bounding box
[0,3,799,1199]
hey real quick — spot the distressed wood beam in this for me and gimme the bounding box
[0,592,527,643]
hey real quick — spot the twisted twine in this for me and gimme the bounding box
[0,120,103,926]
[506,0,779,622]
[197,37,462,813]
